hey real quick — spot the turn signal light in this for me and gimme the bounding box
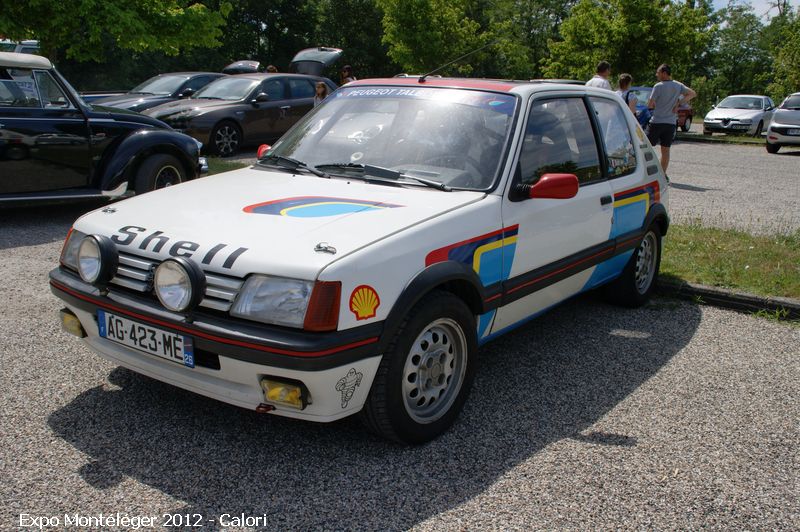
[304,281,341,331]
[260,378,307,409]
[60,309,86,338]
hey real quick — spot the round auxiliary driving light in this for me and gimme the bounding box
[77,235,119,285]
[153,257,206,312]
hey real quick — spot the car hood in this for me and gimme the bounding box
[772,108,800,125]
[75,167,486,279]
[144,98,235,119]
[94,94,173,111]
[705,107,762,120]
[87,105,169,128]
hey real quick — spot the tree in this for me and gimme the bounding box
[0,1,231,62]
[767,10,800,99]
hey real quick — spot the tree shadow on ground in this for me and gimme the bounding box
[49,296,701,530]
[0,202,105,250]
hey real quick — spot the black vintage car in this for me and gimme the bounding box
[93,72,226,112]
[0,52,206,205]
[145,73,337,156]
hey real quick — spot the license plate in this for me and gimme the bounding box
[788,129,800,135]
[732,124,749,129]
[97,310,194,368]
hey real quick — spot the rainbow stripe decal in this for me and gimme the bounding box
[612,181,660,235]
[244,196,402,217]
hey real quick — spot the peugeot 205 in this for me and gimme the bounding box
[51,77,669,444]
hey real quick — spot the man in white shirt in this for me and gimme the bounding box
[586,61,612,90]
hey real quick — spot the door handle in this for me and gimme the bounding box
[280,105,291,110]
[600,195,613,205]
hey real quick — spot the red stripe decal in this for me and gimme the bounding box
[506,246,614,295]
[51,281,378,358]
[426,225,518,266]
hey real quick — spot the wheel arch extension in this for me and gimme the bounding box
[377,262,487,350]
[645,202,669,237]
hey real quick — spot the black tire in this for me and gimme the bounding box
[360,291,477,444]
[603,226,662,308]
[681,116,692,132]
[753,121,763,137]
[210,121,241,157]
[766,142,780,154]
[134,154,185,194]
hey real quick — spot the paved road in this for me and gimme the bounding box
[1,204,798,530]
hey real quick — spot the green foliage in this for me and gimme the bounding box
[0,1,231,62]
[767,12,800,99]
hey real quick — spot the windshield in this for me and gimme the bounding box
[194,77,259,101]
[781,95,800,110]
[718,96,763,109]
[631,88,651,104]
[130,74,189,95]
[262,86,518,191]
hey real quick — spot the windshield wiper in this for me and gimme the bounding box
[260,155,330,178]
[195,96,222,100]
[314,162,451,191]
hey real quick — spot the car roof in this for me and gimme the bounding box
[347,76,613,95]
[0,51,52,70]
[232,73,326,80]
[153,72,225,77]
[721,94,768,98]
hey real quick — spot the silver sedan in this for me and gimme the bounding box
[703,94,775,136]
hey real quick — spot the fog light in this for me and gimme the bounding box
[260,378,307,409]
[60,309,86,338]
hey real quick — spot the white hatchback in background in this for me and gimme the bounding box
[51,78,669,444]
[703,94,775,136]
[766,92,800,154]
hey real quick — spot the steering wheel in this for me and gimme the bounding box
[421,155,484,188]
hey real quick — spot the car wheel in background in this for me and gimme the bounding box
[603,226,662,308]
[766,142,780,154]
[681,116,692,132]
[753,121,763,137]
[360,291,477,444]
[211,121,241,157]
[134,154,185,194]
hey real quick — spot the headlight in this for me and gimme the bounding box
[60,229,87,271]
[77,235,118,285]
[154,258,206,312]
[231,275,314,328]
[738,119,752,124]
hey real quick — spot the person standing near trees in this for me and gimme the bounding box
[646,63,696,174]
[340,65,356,85]
[585,61,612,90]
[616,73,637,114]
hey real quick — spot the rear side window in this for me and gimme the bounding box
[519,97,602,185]
[0,68,40,107]
[589,97,637,178]
[289,79,315,99]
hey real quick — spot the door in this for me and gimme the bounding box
[246,77,291,143]
[0,68,90,195]
[286,77,316,125]
[490,95,613,335]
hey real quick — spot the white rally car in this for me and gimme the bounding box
[52,77,669,444]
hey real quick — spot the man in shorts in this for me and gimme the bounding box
[646,64,696,173]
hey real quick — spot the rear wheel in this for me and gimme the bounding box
[681,116,692,132]
[211,121,241,157]
[603,226,662,308]
[134,154,185,194]
[766,142,780,154]
[360,291,477,444]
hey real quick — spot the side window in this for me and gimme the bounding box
[519,98,601,185]
[288,79,315,99]
[259,79,285,101]
[0,79,39,107]
[184,76,213,92]
[33,71,71,108]
[590,97,637,178]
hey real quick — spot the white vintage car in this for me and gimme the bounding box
[51,78,669,443]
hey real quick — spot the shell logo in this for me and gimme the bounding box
[349,285,380,320]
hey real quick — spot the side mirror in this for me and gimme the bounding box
[252,93,270,104]
[257,144,271,159]
[179,88,196,98]
[516,173,579,200]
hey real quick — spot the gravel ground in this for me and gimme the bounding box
[1,205,798,530]
[666,141,799,235]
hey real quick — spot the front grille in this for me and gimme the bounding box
[112,251,244,312]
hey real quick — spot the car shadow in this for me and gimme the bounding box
[0,201,106,250]
[48,296,701,530]
[669,182,715,192]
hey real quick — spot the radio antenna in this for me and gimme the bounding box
[419,38,502,83]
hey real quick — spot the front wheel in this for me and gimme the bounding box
[360,291,477,444]
[211,121,241,157]
[753,121,763,137]
[766,142,780,154]
[134,154,186,194]
[603,227,662,307]
[681,116,692,132]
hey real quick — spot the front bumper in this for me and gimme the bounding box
[766,124,800,146]
[50,268,384,420]
[198,156,208,174]
[703,120,755,134]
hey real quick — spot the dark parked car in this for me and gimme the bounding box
[0,52,206,205]
[630,86,694,133]
[93,72,226,112]
[145,73,337,156]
